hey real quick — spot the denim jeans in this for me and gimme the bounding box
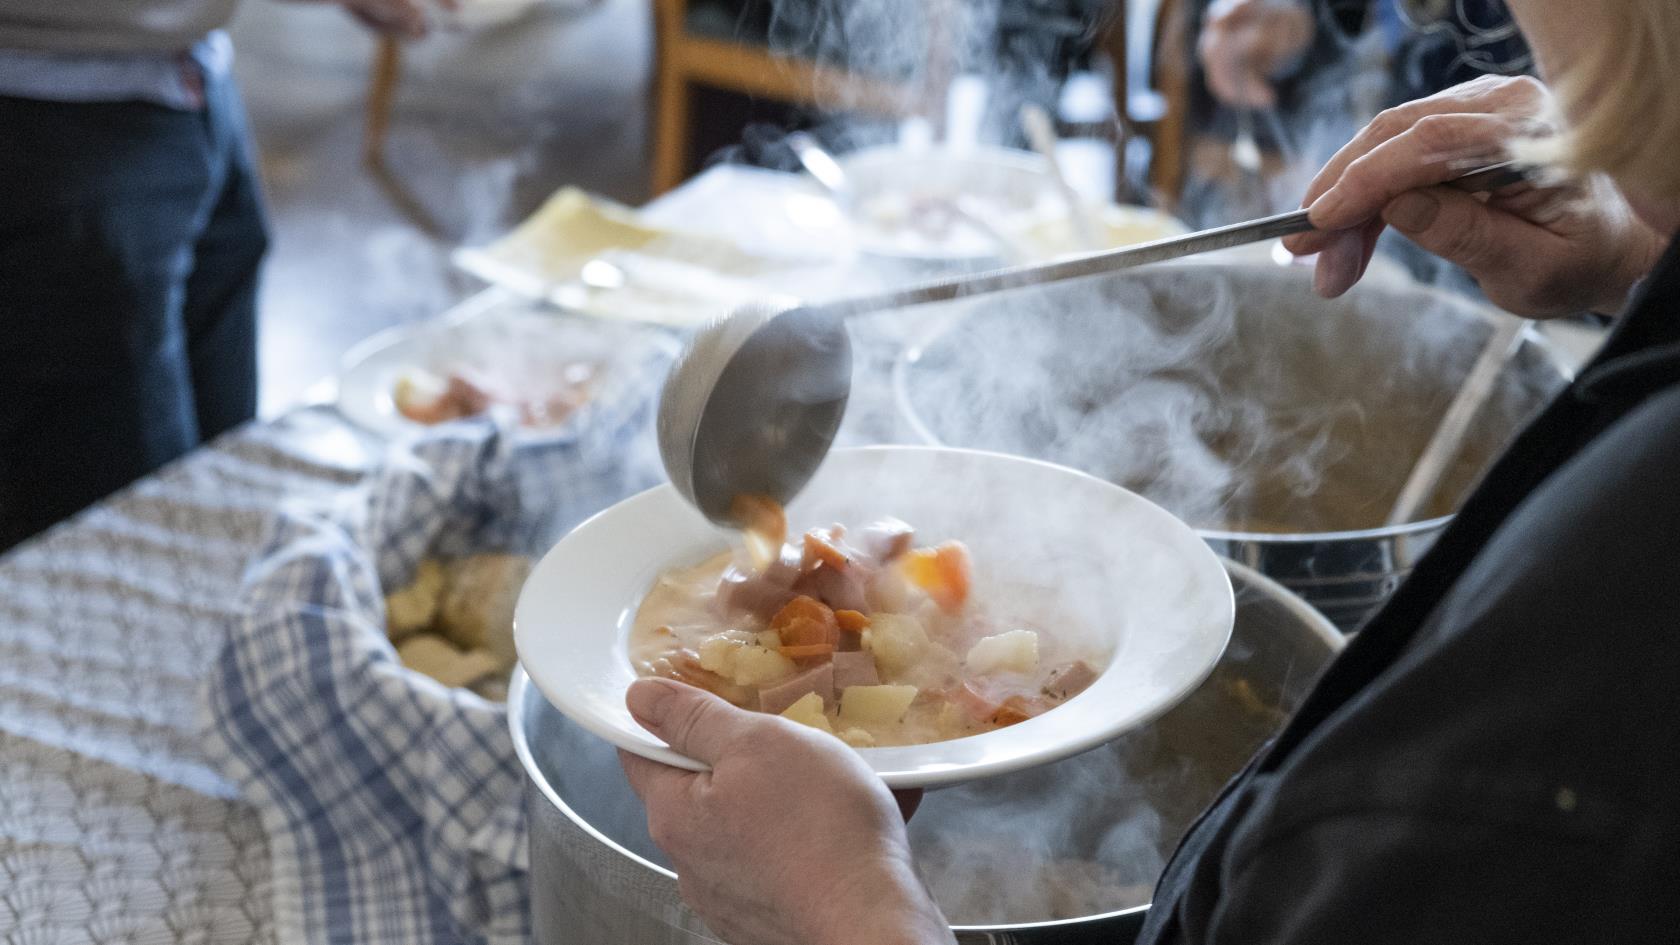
[0,69,268,551]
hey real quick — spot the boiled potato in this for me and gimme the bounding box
[397,634,502,690]
[698,630,756,676]
[437,554,533,665]
[839,684,918,725]
[732,645,797,687]
[385,558,446,640]
[838,727,876,748]
[862,614,928,677]
[779,692,833,733]
[966,629,1040,675]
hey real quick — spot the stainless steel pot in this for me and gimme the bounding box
[512,560,1342,944]
[892,263,1567,631]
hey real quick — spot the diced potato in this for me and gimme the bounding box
[839,727,876,748]
[755,630,784,649]
[839,684,919,725]
[866,568,911,613]
[862,613,928,677]
[732,645,797,687]
[698,632,747,676]
[779,692,833,733]
[966,629,1040,675]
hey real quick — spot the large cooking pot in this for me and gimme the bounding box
[893,263,1567,631]
[513,560,1342,944]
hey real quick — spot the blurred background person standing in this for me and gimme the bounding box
[0,0,440,552]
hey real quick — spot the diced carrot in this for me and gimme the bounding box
[990,695,1044,728]
[777,643,836,659]
[770,595,840,648]
[834,609,871,633]
[800,528,851,573]
[900,541,972,613]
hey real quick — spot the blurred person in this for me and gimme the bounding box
[1197,0,1527,114]
[0,0,445,551]
[611,0,1680,942]
[1182,0,1530,279]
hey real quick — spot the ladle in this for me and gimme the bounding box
[658,161,1530,526]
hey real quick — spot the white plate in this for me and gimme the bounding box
[452,187,792,327]
[514,446,1234,789]
[335,295,674,442]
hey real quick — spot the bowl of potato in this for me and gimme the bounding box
[513,446,1234,788]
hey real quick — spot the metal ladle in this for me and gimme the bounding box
[659,161,1530,526]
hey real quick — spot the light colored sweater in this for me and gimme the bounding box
[0,0,239,53]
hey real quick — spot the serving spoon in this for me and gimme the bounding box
[659,161,1530,526]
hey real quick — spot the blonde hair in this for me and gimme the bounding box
[1522,0,1680,200]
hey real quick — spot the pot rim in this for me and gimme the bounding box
[889,264,1570,543]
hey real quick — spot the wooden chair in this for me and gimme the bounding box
[648,0,950,194]
[1095,0,1193,209]
[360,36,445,237]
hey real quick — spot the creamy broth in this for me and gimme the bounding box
[628,521,1102,748]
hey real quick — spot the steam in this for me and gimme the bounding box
[903,572,1333,926]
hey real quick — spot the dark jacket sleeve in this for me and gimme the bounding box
[1145,380,1680,944]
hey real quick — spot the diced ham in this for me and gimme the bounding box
[758,661,835,715]
[760,544,803,588]
[716,567,796,621]
[1042,660,1099,701]
[831,650,880,691]
[444,373,496,416]
[949,680,1002,722]
[793,562,871,613]
[859,518,914,564]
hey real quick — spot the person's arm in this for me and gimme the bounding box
[619,679,955,945]
[1197,0,1318,109]
[1281,74,1667,312]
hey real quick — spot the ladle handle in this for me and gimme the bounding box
[811,161,1529,321]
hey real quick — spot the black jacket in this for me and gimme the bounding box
[1137,235,1680,943]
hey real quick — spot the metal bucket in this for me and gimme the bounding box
[892,263,1567,631]
[513,560,1342,944]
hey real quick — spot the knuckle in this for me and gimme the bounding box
[1366,107,1409,142]
[1338,152,1381,196]
[646,812,680,851]
[1410,112,1458,147]
[1506,74,1546,101]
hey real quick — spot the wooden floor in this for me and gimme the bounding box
[229,0,651,416]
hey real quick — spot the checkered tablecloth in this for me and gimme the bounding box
[0,392,665,945]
